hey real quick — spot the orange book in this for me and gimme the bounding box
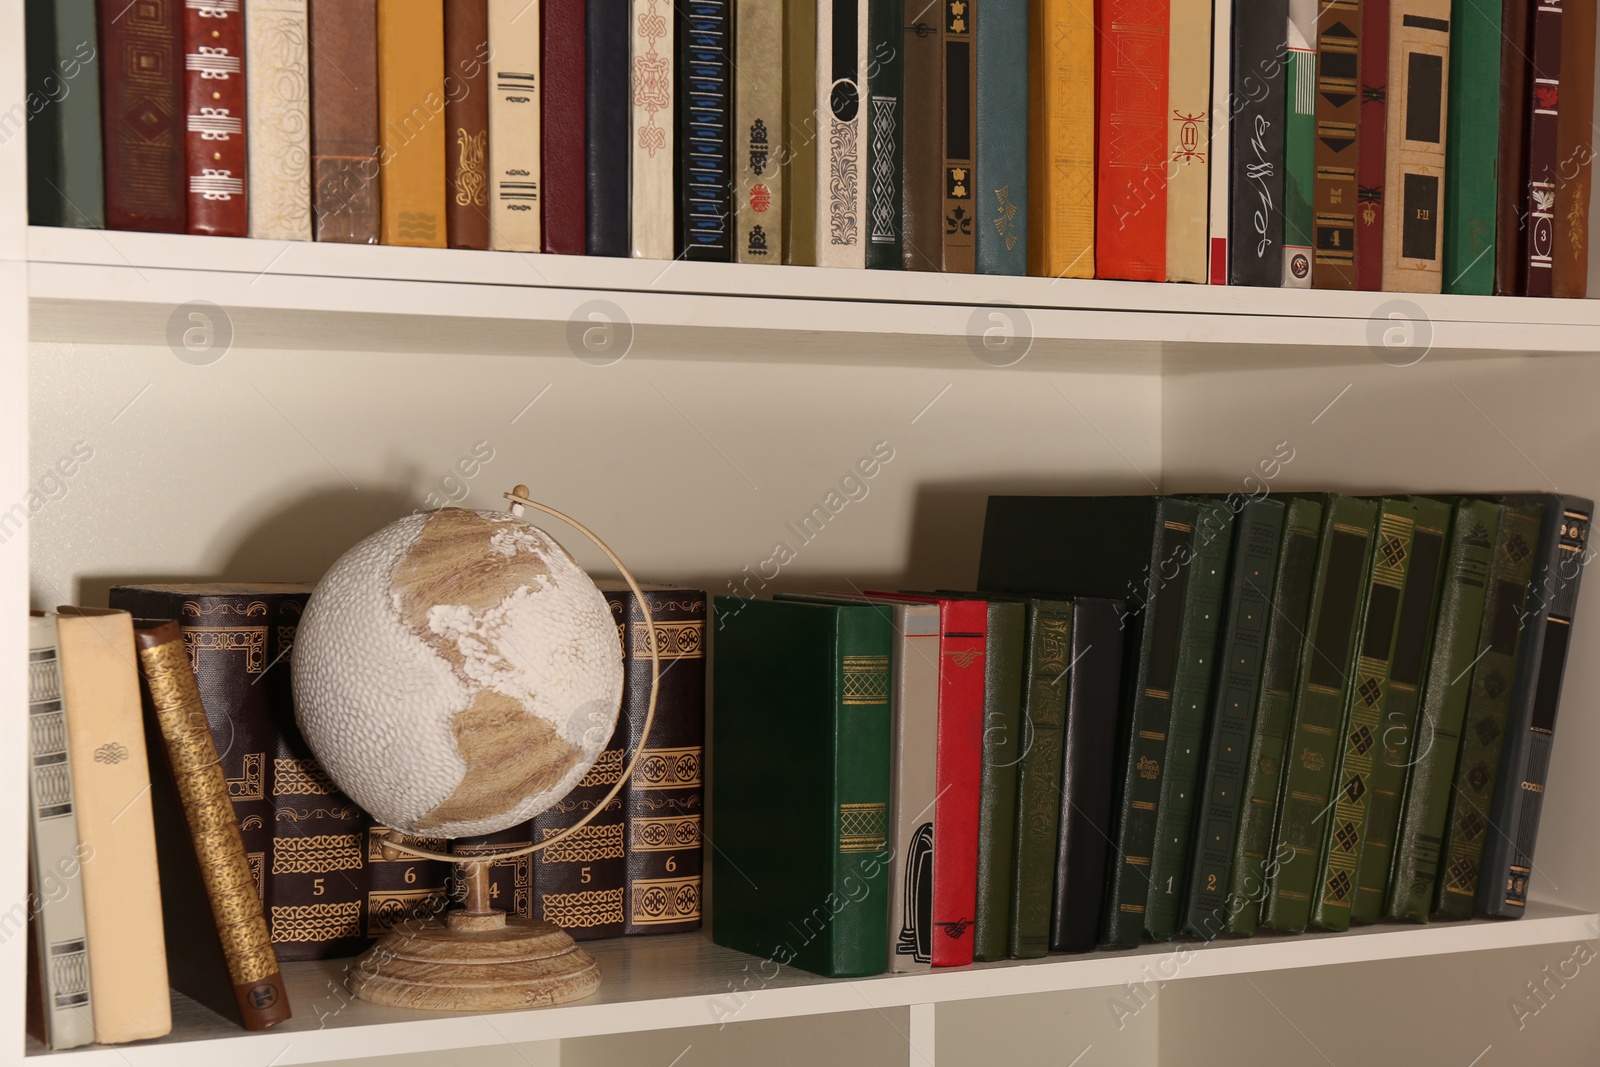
[1027,0,1096,279]
[378,0,448,247]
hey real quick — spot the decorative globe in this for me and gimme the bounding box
[291,506,624,839]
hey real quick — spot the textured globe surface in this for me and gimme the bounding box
[292,507,624,839]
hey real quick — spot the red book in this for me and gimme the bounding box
[866,591,985,968]
[1354,0,1388,290]
[1095,0,1170,280]
[100,0,186,232]
[183,0,247,235]
[541,0,587,255]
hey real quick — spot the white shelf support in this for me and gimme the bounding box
[909,1002,936,1067]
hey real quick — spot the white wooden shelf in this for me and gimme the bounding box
[27,905,1597,1065]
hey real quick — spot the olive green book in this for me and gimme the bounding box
[1008,599,1073,958]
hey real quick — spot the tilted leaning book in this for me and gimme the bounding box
[973,0,1026,276]
[25,0,103,229]
[308,0,380,243]
[1028,0,1095,279]
[676,0,732,260]
[1379,0,1451,292]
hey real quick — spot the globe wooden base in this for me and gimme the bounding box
[350,911,602,1012]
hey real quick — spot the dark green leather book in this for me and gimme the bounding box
[1348,497,1451,924]
[973,0,1027,275]
[709,597,892,977]
[1263,495,1377,933]
[25,0,103,228]
[1309,500,1419,932]
[1227,496,1323,936]
[1441,0,1502,294]
[1434,502,1543,918]
[1145,500,1235,941]
[1386,499,1503,921]
[1007,599,1072,958]
[1183,498,1285,939]
[865,0,905,269]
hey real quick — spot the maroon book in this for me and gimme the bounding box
[1495,0,1532,294]
[444,0,490,249]
[541,0,587,255]
[183,0,247,236]
[1354,0,1388,290]
[100,0,185,232]
[1520,0,1565,296]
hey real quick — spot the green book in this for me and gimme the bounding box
[1348,497,1452,924]
[1145,500,1235,941]
[865,0,905,269]
[1281,0,1317,286]
[1183,497,1286,939]
[1434,503,1543,919]
[1442,0,1502,294]
[1310,500,1419,932]
[1263,495,1377,933]
[1008,599,1072,958]
[25,0,103,228]
[709,597,893,977]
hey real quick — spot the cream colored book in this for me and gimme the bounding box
[54,608,172,1044]
[734,0,785,263]
[814,0,868,267]
[632,0,675,259]
[488,0,542,252]
[1165,0,1213,282]
[245,0,313,240]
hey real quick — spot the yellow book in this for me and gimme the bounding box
[1027,0,1095,279]
[378,0,448,247]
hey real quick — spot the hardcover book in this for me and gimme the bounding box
[900,2,942,270]
[1227,0,1289,285]
[1206,0,1231,282]
[784,0,818,265]
[1551,0,1595,298]
[1440,0,1498,293]
[99,0,185,232]
[377,0,446,247]
[542,0,587,255]
[734,0,785,264]
[1281,0,1317,287]
[973,0,1025,275]
[444,0,490,250]
[1165,0,1212,282]
[1380,0,1452,292]
[1356,0,1390,290]
[308,0,380,243]
[677,0,732,260]
[1096,0,1170,280]
[488,0,543,251]
[1008,600,1072,958]
[940,0,977,272]
[25,0,103,229]
[1311,0,1361,288]
[1519,0,1565,295]
[865,0,904,270]
[183,0,246,236]
[817,0,868,267]
[1028,0,1095,279]
[586,0,630,256]
[631,0,675,259]
[1494,0,1531,294]
[246,0,311,240]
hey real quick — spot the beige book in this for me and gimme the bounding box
[54,608,172,1044]
[814,0,868,267]
[246,0,313,240]
[488,0,542,251]
[734,0,785,263]
[783,0,817,265]
[632,0,675,259]
[1380,0,1451,292]
[1165,0,1213,282]
[881,601,939,973]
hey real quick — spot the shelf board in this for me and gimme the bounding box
[30,904,1597,1065]
[23,227,1600,356]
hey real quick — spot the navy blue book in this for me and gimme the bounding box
[676,0,732,260]
[586,0,631,256]
[973,0,1027,274]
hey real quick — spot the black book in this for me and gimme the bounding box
[586,0,631,256]
[1227,0,1290,286]
[676,0,733,260]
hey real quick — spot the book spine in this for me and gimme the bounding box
[1380,0,1451,291]
[1349,498,1451,924]
[134,621,290,1029]
[488,0,543,251]
[865,0,904,270]
[1386,499,1501,921]
[1550,0,1595,298]
[377,0,446,246]
[1480,496,1593,916]
[1264,496,1377,933]
[1183,499,1285,939]
[245,0,311,240]
[1311,0,1360,288]
[1145,502,1234,940]
[676,0,732,260]
[451,823,534,917]
[631,0,675,258]
[939,0,976,272]
[1205,0,1230,283]
[183,0,246,235]
[972,603,1023,963]
[1440,0,1498,293]
[98,0,185,231]
[1227,497,1323,935]
[362,824,451,938]
[1520,0,1565,294]
[27,617,94,1050]
[1008,601,1072,958]
[973,0,1024,275]
[1310,501,1419,932]
[785,0,819,265]
[1102,499,1199,948]
[818,0,867,267]
[25,0,104,229]
[1226,0,1288,285]
[887,608,939,972]
[1281,0,1316,287]
[900,6,941,270]
[1495,0,1532,293]
[308,0,380,243]
[931,601,985,966]
[1434,502,1543,918]
[1096,0,1170,280]
[1164,0,1212,282]
[586,0,630,256]
[1028,0,1095,279]
[542,0,587,255]
[734,0,785,263]
[1356,0,1389,290]
[444,0,490,250]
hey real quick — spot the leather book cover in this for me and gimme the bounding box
[1308,500,1419,933]
[1441,0,1498,293]
[1027,0,1095,279]
[1262,495,1378,933]
[1356,0,1389,290]
[245,0,312,240]
[444,0,490,250]
[1347,497,1451,925]
[1479,495,1593,916]
[785,0,818,265]
[1380,0,1451,293]
[631,0,674,259]
[1182,499,1285,940]
[1434,502,1542,918]
[452,823,534,918]
[308,0,380,244]
[586,0,631,256]
[900,4,942,270]
[1164,0,1212,282]
[363,824,450,939]
[1311,0,1360,288]
[378,0,447,246]
[183,0,246,236]
[1386,499,1501,922]
[133,620,290,1030]
[1145,501,1233,940]
[488,0,542,251]
[676,0,733,260]
[1206,0,1231,282]
[865,0,904,270]
[1227,0,1289,285]
[817,0,868,267]
[733,0,784,263]
[1049,598,1125,953]
[26,0,104,229]
[99,0,185,232]
[940,0,977,273]
[542,0,587,255]
[1520,0,1564,295]
[1096,0,1169,280]
[1551,0,1595,297]
[710,597,892,979]
[1495,0,1531,294]
[1008,600,1072,958]
[1226,496,1323,936]
[974,0,1025,275]
[1281,0,1316,286]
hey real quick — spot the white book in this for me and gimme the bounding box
[1205,0,1232,284]
[814,0,867,267]
[733,0,785,264]
[245,0,312,240]
[631,0,675,259]
[488,0,543,252]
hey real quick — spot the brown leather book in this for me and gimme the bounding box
[1311,0,1361,288]
[378,0,448,246]
[1494,0,1532,294]
[542,0,588,255]
[1520,0,1567,295]
[182,0,247,235]
[444,0,490,249]
[99,0,185,231]
[901,8,942,270]
[1552,0,1596,297]
[940,0,976,272]
[309,0,380,243]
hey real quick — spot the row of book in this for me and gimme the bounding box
[26,1,1597,295]
[710,492,1590,978]
[26,583,705,1050]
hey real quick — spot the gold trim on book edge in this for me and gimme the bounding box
[631,813,702,852]
[630,876,701,925]
[839,802,888,853]
[540,887,624,928]
[634,746,703,790]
